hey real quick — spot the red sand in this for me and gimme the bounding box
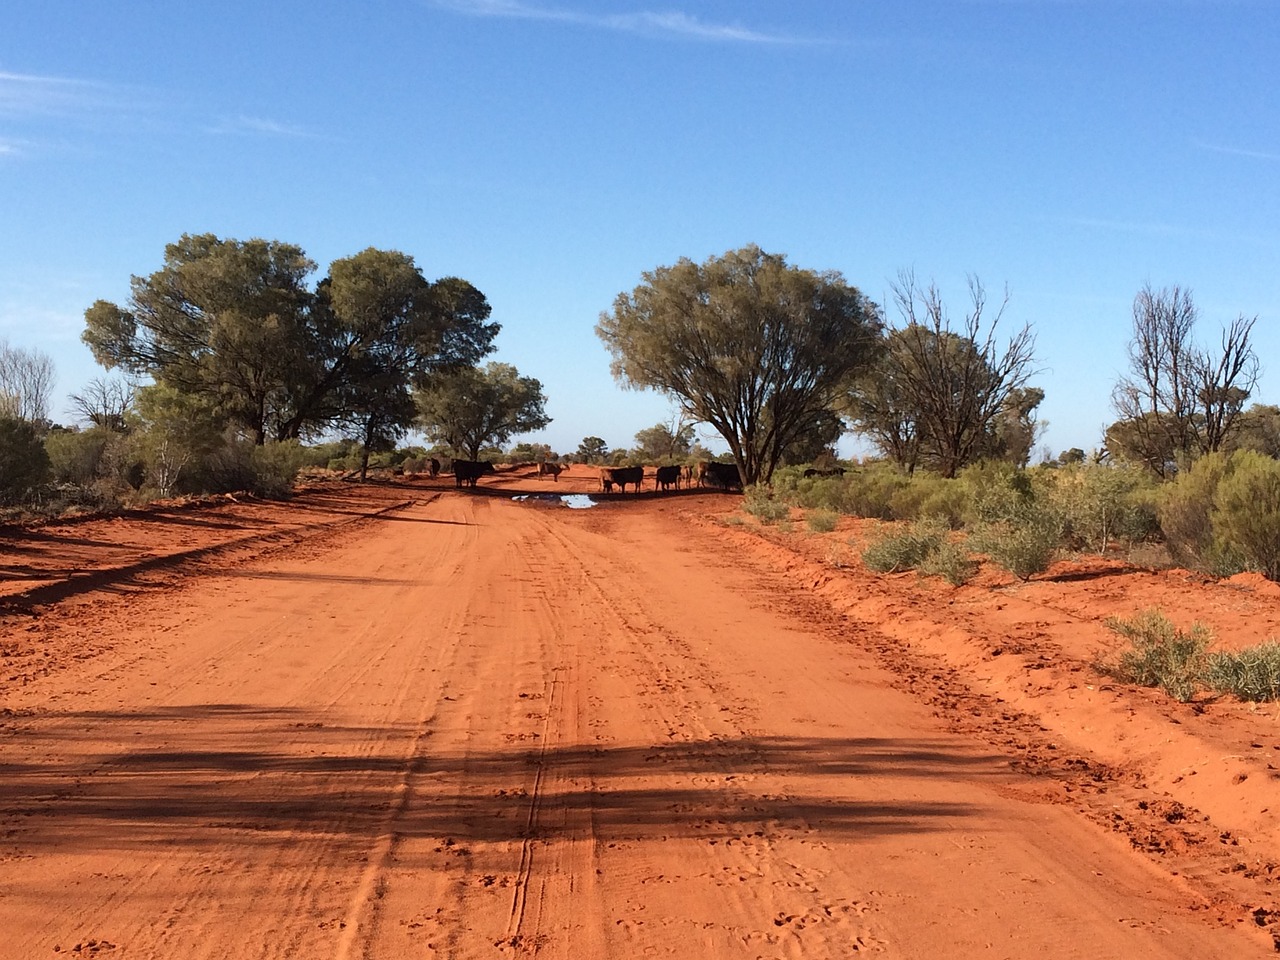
[2,464,1278,957]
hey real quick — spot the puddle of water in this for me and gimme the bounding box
[511,494,597,510]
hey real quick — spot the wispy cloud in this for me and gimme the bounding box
[1194,139,1280,162]
[205,115,324,139]
[428,0,804,43]
[1063,215,1271,247]
[0,70,107,117]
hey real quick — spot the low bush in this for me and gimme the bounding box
[742,484,789,524]
[917,539,976,586]
[805,509,839,533]
[1050,463,1159,554]
[1205,642,1280,702]
[0,416,51,505]
[1157,452,1242,577]
[972,499,1065,581]
[1099,609,1211,702]
[861,522,945,573]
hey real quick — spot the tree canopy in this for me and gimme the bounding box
[596,245,882,485]
[83,235,499,447]
[415,362,551,461]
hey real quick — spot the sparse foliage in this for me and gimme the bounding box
[0,339,55,425]
[847,274,1039,478]
[1110,284,1259,475]
[70,376,135,432]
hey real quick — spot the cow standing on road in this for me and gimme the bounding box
[453,459,496,488]
[655,465,681,492]
[601,466,644,493]
[538,462,562,481]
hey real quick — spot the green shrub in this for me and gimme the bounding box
[248,441,308,498]
[960,461,1034,526]
[0,416,51,505]
[1205,642,1280,702]
[742,484,790,524]
[45,428,111,486]
[806,509,839,533]
[917,539,976,586]
[862,521,946,573]
[972,499,1065,581]
[1212,451,1280,581]
[1051,463,1159,553]
[890,472,969,528]
[1157,452,1242,576]
[1100,609,1211,702]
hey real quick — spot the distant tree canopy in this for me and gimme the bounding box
[597,245,882,486]
[82,235,500,448]
[1109,283,1258,476]
[415,362,551,461]
[576,436,609,464]
[845,275,1040,478]
[632,420,694,462]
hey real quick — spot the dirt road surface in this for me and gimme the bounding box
[2,467,1277,958]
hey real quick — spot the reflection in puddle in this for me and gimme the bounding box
[512,494,597,510]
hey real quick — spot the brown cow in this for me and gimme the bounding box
[538,462,562,481]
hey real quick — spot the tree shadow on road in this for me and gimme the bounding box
[0,704,997,857]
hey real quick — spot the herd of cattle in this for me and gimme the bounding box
[444,459,743,492]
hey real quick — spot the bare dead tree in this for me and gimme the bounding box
[875,272,1038,478]
[0,339,55,424]
[70,376,136,432]
[1196,313,1259,454]
[1111,284,1258,475]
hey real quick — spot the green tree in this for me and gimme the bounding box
[597,245,881,485]
[83,236,498,448]
[415,362,551,461]
[576,436,609,463]
[1226,404,1280,458]
[632,419,694,462]
[83,234,316,444]
[309,250,499,478]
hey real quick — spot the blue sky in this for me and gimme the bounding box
[1,0,1276,459]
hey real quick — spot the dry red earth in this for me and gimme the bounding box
[3,464,1280,958]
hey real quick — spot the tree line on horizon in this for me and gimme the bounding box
[0,238,1271,515]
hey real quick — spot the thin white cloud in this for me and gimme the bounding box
[205,115,324,139]
[428,0,803,43]
[0,70,105,116]
[1194,139,1280,162]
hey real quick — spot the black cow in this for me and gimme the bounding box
[453,459,495,488]
[655,465,681,491]
[803,466,846,479]
[702,461,743,491]
[602,466,644,493]
[428,457,441,479]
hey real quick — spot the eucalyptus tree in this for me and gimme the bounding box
[415,362,550,461]
[597,245,881,486]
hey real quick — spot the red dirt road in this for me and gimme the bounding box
[1,469,1277,958]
